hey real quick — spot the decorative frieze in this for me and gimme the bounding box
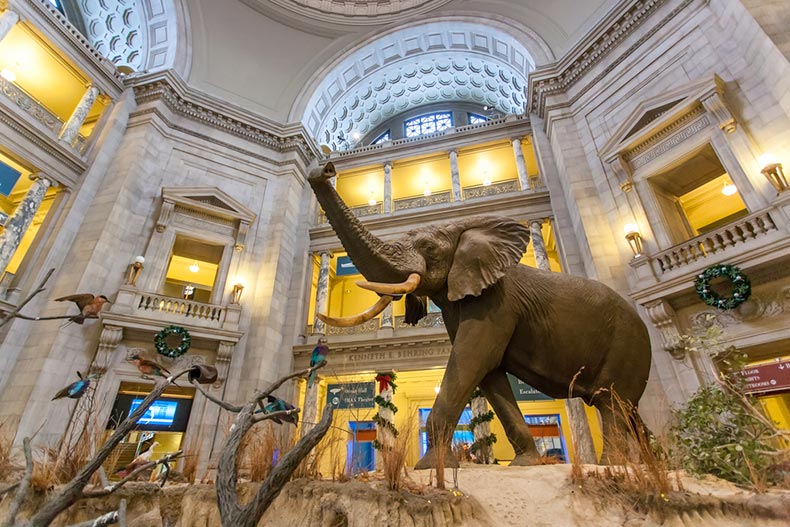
[393,191,452,211]
[0,76,64,135]
[395,312,444,329]
[463,180,520,200]
[688,286,790,329]
[626,112,709,168]
[327,317,379,336]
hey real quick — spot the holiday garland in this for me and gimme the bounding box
[468,388,497,462]
[694,264,751,311]
[154,325,191,358]
[373,372,398,451]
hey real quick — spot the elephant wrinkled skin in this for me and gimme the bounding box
[308,162,652,467]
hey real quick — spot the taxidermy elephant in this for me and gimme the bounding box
[309,162,652,467]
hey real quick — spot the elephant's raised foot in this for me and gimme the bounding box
[414,447,460,470]
[509,452,542,466]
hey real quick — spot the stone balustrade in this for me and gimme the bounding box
[110,287,242,330]
[650,209,780,276]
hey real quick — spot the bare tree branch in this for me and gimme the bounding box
[26,369,194,527]
[0,268,55,328]
[0,482,20,498]
[13,314,98,322]
[191,381,243,413]
[4,437,33,527]
[252,360,326,401]
[80,451,182,499]
[251,408,300,424]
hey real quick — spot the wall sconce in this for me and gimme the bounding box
[126,255,145,287]
[759,153,789,193]
[231,283,244,304]
[624,224,644,257]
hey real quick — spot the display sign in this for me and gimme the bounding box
[739,359,790,395]
[326,382,376,408]
[508,374,553,401]
[335,256,359,276]
[0,161,21,197]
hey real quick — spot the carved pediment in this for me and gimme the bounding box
[161,187,256,224]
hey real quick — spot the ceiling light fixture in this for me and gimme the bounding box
[189,261,200,273]
[721,180,737,196]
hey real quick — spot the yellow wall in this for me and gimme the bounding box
[165,255,218,288]
[521,137,539,176]
[0,23,104,128]
[336,166,385,208]
[679,174,747,233]
[392,154,451,199]
[457,140,518,188]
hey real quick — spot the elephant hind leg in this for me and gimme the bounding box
[480,369,540,466]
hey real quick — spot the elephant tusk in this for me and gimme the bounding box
[355,273,421,295]
[316,295,393,327]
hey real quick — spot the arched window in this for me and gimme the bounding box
[468,113,487,124]
[404,112,453,138]
[371,130,391,145]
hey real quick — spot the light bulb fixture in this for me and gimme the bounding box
[759,153,789,193]
[368,191,376,206]
[183,284,195,299]
[189,261,200,273]
[351,131,361,141]
[424,187,432,197]
[721,180,738,196]
[231,283,244,304]
[1,69,16,82]
[623,223,643,257]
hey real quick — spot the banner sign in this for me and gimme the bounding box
[326,382,375,409]
[335,256,359,276]
[508,374,553,401]
[739,360,790,395]
[0,161,21,197]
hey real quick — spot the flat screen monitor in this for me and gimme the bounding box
[128,398,178,427]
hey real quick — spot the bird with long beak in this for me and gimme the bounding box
[127,353,171,379]
[257,395,298,425]
[55,293,111,325]
[51,371,101,401]
[115,441,160,479]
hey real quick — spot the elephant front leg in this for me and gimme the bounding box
[480,368,541,466]
[415,317,511,470]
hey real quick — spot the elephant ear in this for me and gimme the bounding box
[447,217,531,301]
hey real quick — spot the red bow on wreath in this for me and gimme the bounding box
[376,374,392,393]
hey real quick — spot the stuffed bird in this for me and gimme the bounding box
[308,337,329,389]
[260,395,298,425]
[127,353,171,379]
[51,371,100,401]
[115,441,159,479]
[55,294,111,324]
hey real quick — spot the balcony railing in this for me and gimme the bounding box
[306,312,445,337]
[650,209,780,275]
[135,293,226,328]
[0,77,89,155]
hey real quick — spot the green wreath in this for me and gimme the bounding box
[694,264,751,311]
[154,325,191,358]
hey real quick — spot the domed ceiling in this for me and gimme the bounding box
[299,21,535,150]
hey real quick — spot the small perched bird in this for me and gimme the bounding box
[55,294,111,324]
[308,337,329,389]
[51,371,100,401]
[127,353,171,379]
[115,441,159,479]
[259,395,298,425]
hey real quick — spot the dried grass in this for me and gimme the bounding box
[0,422,17,482]
[431,425,452,490]
[182,433,203,484]
[238,423,278,482]
[381,414,415,491]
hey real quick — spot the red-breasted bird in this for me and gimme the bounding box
[51,371,100,401]
[55,293,111,324]
[115,441,159,479]
[127,353,171,379]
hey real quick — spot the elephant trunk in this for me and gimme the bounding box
[309,163,414,283]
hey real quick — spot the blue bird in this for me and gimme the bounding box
[260,395,298,425]
[308,337,329,389]
[52,371,100,401]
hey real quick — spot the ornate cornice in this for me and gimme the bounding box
[528,0,694,118]
[129,72,321,163]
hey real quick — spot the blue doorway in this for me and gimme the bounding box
[347,421,376,474]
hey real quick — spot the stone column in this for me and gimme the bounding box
[530,219,597,463]
[0,173,52,274]
[312,251,332,335]
[449,150,462,201]
[59,85,99,146]
[470,392,493,464]
[529,220,551,272]
[383,162,392,213]
[0,9,19,42]
[512,137,530,191]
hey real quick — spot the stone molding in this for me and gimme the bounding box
[129,72,321,162]
[689,286,790,329]
[258,0,452,25]
[528,0,694,119]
